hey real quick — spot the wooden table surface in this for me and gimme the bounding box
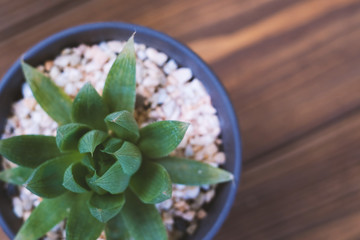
[1,0,360,239]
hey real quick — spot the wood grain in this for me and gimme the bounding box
[216,109,360,239]
[1,0,360,239]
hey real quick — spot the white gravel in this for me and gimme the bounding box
[1,40,225,240]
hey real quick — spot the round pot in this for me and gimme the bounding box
[0,22,241,240]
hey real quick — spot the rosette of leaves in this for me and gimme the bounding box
[0,36,233,240]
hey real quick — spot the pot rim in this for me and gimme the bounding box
[0,22,242,240]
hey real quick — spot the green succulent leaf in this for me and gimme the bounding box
[105,111,139,143]
[138,121,189,158]
[66,193,104,240]
[15,192,73,240]
[86,172,107,195]
[78,130,108,156]
[94,150,116,176]
[25,152,83,198]
[72,82,109,130]
[130,161,172,204]
[103,35,136,113]
[105,212,131,240]
[94,161,130,194]
[56,123,91,152]
[154,156,234,185]
[88,193,125,223]
[82,154,96,172]
[21,61,72,125]
[121,190,167,240]
[108,141,142,176]
[0,135,62,168]
[101,138,124,154]
[63,162,90,193]
[0,167,33,185]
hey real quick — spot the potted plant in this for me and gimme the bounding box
[0,22,241,240]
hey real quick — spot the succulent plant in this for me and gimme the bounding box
[0,36,233,240]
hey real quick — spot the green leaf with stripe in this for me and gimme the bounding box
[138,121,189,158]
[88,193,125,223]
[56,123,91,152]
[86,172,107,195]
[101,138,124,154]
[154,156,234,185]
[78,130,108,156]
[94,161,130,194]
[0,135,62,168]
[121,190,167,240]
[25,152,83,198]
[72,82,109,131]
[105,212,131,240]
[0,167,33,185]
[103,35,136,113]
[82,154,96,172]
[66,193,104,240]
[21,61,72,125]
[130,161,172,204]
[15,192,73,240]
[105,111,139,143]
[109,141,142,176]
[63,162,90,193]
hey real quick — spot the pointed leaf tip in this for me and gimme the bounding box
[94,161,130,194]
[105,111,139,143]
[21,61,72,125]
[72,82,109,130]
[112,141,142,176]
[78,130,108,155]
[101,138,124,154]
[103,36,136,113]
[155,156,234,185]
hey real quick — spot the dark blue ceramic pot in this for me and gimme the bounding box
[0,22,241,240]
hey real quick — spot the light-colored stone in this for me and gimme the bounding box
[163,59,178,74]
[183,186,200,200]
[146,47,168,66]
[170,68,192,84]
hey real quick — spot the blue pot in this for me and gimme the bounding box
[0,22,241,240]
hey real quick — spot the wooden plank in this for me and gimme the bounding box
[0,228,5,239]
[1,0,360,163]
[215,109,360,239]
[189,0,357,62]
[0,0,88,41]
[215,1,360,161]
[0,0,295,76]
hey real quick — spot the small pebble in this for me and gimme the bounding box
[182,211,196,222]
[170,68,192,84]
[197,209,207,219]
[13,197,23,217]
[163,59,178,74]
[146,48,168,66]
